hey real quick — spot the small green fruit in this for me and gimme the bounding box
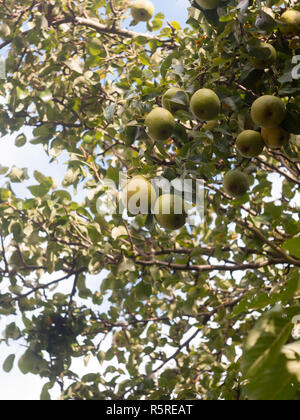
[190,88,221,121]
[261,127,290,149]
[145,107,175,141]
[154,194,186,230]
[131,0,154,22]
[249,42,277,70]
[280,9,300,35]
[236,130,264,158]
[122,175,156,214]
[195,0,222,10]
[251,95,286,129]
[223,170,250,198]
[162,88,189,114]
[203,120,219,130]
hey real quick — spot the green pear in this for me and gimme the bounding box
[122,175,156,214]
[223,170,249,198]
[261,127,290,149]
[190,88,221,121]
[249,42,277,70]
[145,107,175,141]
[162,88,189,114]
[154,194,186,231]
[280,9,300,35]
[251,95,286,129]
[131,0,154,22]
[236,130,264,158]
[195,0,222,10]
[203,120,219,130]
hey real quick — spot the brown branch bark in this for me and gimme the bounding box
[133,257,292,272]
[74,17,178,47]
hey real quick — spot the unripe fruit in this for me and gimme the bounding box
[122,175,156,214]
[251,95,286,129]
[261,127,290,149]
[236,130,264,158]
[190,89,221,121]
[249,42,277,70]
[131,0,154,22]
[145,107,175,141]
[223,170,250,198]
[195,0,222,10]
[162,88,189,114]
[203,120,219,130]
[154,194,186,231]
[280,9,300,35]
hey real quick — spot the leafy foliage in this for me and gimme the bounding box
[0,0,299,400]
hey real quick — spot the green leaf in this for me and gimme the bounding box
[246,353,296,401]
[112,226,128,240]
[40,382,52,401]
[15,133,27,147]
[118,257,136,273]
[18,350,48,375]
[3,354,15,373]
[8,166,29,183]
[0,164,9,175]
[87,37,103,55]
[161,54,174,79]
[138,53,151,66]
[4,323,21,340]
[28,184,51,198]
[135,282,152,299]
[39,89,53,102]
[64,58,84,74]
[242,307,294,379]
[283,237,300,259]
[104,104,115,123]
[281,105,300,135]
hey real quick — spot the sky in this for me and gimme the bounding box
[0,0,191,401]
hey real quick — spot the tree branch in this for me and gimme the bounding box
[74,16,178,47]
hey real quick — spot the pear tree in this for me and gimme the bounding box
[0,0,299,401]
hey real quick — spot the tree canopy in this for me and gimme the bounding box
[0,0,300,400]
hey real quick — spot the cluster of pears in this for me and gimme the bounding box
[223,95,289,198]
[145,87,220,141]
[122,175,187,231]
[194,0,300,36]
[246,8,300,70]
[121,87,222,230]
